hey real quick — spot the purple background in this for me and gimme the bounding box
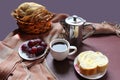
[0,0,120,40]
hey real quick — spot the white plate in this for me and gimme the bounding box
[74,56,107,79]
[18,41,48,60]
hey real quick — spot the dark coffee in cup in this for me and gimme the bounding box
[52,42,68,52]
[50,39,77,61]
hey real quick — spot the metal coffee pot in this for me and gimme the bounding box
[60,15,95,48]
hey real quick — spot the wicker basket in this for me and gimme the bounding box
[11,2,54,34]
[17,19,52,34]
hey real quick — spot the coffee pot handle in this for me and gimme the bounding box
[82,22,96,40]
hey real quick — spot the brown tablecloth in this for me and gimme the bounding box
[0,13,68,80]
[0,12,120,80]
[46,34,120,80]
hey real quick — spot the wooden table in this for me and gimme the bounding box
[46,35,120,80]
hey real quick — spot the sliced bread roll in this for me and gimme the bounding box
[77,51,109,76]
[96,52,108,73]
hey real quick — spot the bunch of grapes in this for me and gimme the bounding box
[21,39,47,56]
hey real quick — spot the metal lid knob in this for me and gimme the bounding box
[65,15,86,26]
[73,15,77,22]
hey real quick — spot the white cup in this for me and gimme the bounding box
[50,39,77,61]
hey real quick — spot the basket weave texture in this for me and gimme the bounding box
[11,2,54,34]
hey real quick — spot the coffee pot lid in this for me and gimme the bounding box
[65,15,86,26]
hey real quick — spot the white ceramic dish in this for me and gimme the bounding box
[18,41,48,60]
[74,56,107,79]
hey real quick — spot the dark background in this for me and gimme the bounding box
[0,0,120,40]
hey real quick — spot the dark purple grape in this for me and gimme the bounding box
[28,40,35,48]
[21,44,28,52]
[31,46,37,54]
[34,39,42,45]
[37,46,44,53]
[41,41,47,48]
[37,40,42,45]
[28,48,32,54]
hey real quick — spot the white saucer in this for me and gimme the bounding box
[74,56,107,79]
[18,41,48,60]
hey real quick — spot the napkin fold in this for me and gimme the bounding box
[82,21,120,37]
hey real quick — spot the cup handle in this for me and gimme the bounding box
[68,46,77,55]
[82,22,96,40]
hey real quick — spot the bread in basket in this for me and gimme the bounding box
[11,2,54,34]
